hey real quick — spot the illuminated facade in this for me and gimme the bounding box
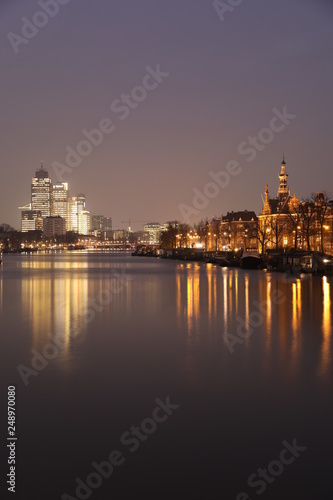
[31,163,52,217]
[21,210,43,232]
[68,194,90,235]
[220,211,258,251]
[143,223,167,245]
[258,159,299,252]
[52,183,69,229]
[207,218,221,251]
[19,166,92,235]
[258,158,333,254]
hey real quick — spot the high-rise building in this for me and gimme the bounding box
[103,217,112,231]
[21,210,43,232]
[68,194,90,235]
[91,215,112,234]
[43,216,66,237]
[31,162,52,217]
[91,215,104,231]
[81,211,91,236]
[52,183,69,229]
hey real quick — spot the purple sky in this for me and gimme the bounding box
[1,0,333,231]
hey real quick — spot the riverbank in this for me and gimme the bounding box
[132,246,333,276]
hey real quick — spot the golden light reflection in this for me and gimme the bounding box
[265,277,272,340]
[21,270,89,358]
[229,273,233,316]
[208,270,212,322]
[320,276,331,375]
[176,274,182,325]
[291,280,302,335]
[20,260,90,270]
[223,271,228,331]
[234,270,239,316]
[292,282,297,334]
[266,278,272,327]
[187,276,193,326]
[213,272,217,316]
[289,279,302,375]
[244,274,249,330]
[186,269,200,332]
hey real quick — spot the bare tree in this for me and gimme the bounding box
[257,215,272,255]
[160,223,179,249]
[287,198,303,250]
[195,219,209,251]
[311,192,332,253]
[299,198,316,251]
[270,198,290,249]
[178,223,191,248]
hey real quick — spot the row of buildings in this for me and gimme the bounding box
[18,158,332,254]
[204,157,333,255]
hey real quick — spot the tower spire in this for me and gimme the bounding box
[263,184,271,214]
[277,156,290,199]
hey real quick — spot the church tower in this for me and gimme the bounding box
[277,155,290,200]
[262,184,271,215]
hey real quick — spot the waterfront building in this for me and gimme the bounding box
[68,194,91,235]
[143,222,166,245]
[91,215,104,232]
[113,230,127,242]
[91,216,112,238]
[31,162,52,217]
[258,158,333,254]
[81,211,91,236]
[258,158,300,252]
[21,210,43,232]
[132,231,151,245]
[103,217,112,231]
[52,183,69,229]
[207,218,221,251]
[43,216,66,237]
[220,211,258,251]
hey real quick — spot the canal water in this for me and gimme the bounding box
[0,252,332,499]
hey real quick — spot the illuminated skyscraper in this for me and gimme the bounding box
[31,162,52,217]
[52,183,69,229]
[81,211,91,236]
[68,194,90,235]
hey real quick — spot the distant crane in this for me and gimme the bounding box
[120,219,147,234]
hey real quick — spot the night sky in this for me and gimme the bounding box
[1,0,332,230]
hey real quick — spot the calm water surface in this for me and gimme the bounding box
[0,252,332,499]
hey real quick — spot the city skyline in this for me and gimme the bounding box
[1,3,333,499]
[1,1,333,230]
[18,162,93,234]
[11,154,333,235]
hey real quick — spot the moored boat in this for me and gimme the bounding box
[240,252,262,269]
